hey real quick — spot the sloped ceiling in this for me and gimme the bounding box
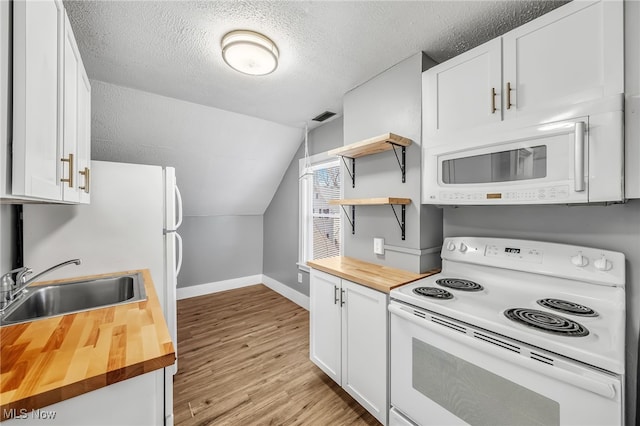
[90,81,302,216]
[63,0,566,216]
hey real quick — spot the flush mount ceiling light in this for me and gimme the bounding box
[221,30,279,76]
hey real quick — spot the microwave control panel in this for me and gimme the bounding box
[439,185,570,202]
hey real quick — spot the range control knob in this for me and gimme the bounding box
[571,253,589,267]
[459,243,468,253]
[594,256,612,271]
[446,242,456,251]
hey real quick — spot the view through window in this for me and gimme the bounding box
[299,158,341,265]
[311,161,341,259]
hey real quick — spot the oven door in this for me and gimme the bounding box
[422,111,623,205]
[389,302,623,426]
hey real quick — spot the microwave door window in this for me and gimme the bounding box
[442,154,493,184]
[442,145,547,184]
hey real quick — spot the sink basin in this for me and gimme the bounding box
[0,272,146,326]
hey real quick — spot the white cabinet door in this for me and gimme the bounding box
[341,279,388,425]
[502,0,623,119]
[423,38,502,137]
[74,27,91,204]
[12,0,64,200]
[61,13,80,202]
[309,269,342,384]
[76,69,91,203]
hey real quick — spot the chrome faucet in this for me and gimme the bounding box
[0,259,81,312]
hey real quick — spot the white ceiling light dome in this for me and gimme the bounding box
[221,30,279,76]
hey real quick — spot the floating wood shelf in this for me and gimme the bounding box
[328,133,412,187]
[328,133,412,158]
[329,197,411,206]
[329,198,411,240]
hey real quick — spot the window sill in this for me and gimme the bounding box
[297,262,310,273]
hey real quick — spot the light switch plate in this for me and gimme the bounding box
[297,273,303,283]
[374,237,384,255]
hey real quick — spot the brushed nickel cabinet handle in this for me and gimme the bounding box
[491,88,497,114]
[506,82,513,110]
[79,167,90,193]
[334,285,339,305]
[60,153,74,188]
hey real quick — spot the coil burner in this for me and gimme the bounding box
[413,287,454,300]
[436,278,484,292]
[504,308,589,337]
[537,298,598,317]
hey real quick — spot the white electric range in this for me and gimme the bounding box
[389,236,626,426]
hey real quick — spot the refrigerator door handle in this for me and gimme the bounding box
[175,232,183,276]
[174,185,183,230]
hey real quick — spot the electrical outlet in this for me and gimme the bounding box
[374,237,384,255]
[297,273,303,283]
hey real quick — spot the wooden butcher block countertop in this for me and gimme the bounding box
[307,256,440,293]
[0,269,175,419]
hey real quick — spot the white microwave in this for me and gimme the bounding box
[422,103,624,205]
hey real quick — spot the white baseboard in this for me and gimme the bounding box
[176,274,263,300]
[262,275,309,311]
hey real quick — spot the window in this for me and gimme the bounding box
[299,155,341,267]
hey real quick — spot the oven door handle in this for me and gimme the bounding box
[389,304,618,400]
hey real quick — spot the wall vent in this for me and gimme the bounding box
[312,111,336,122]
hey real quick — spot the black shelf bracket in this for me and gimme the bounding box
[341,157,355,188]
[389,204,406,240]
[389,143,407,183]
[339,204,355,234]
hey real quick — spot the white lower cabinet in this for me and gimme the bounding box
[310,268,388,425]
[1,371,164,426]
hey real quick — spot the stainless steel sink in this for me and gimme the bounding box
[0,272,146,326]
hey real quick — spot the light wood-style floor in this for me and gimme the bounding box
[174,284,380,426]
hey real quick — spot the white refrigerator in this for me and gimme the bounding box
[22,160,182,425]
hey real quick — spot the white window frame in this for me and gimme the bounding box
[298,152,342,271]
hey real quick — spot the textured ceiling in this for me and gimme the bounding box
[62,0,567,217]
[64,0,566,128]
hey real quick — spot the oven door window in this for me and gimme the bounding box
[412,338,559,426]
[442,145,547,184]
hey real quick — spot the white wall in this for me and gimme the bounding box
[342,53,442,273]
[263,117,343,296]
[178,215,263,288]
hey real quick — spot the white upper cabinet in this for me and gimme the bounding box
[12,0,64,200]
[423,0,623,138]
[502,0,623,118]
[424,38,502,135]
[11,0,91,203]
[62,13,79,203]
[62,13,91,204]
[77,66,91,204]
